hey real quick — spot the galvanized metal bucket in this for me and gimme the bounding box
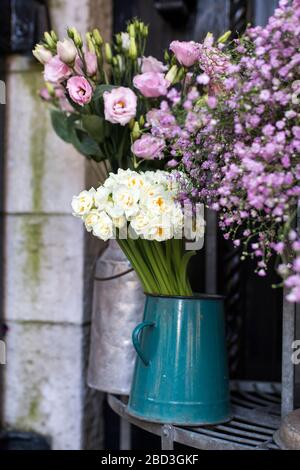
[127,294,231,425]
[87,240,145,395]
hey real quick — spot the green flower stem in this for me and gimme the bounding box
[118,238,195,296]
[117,239,149,291]
[118,239,155,293]
[130,238,161,293]
[147,241,172,294]
[152,241,177,294]
[136,239,170,295]
[125,238,161,293]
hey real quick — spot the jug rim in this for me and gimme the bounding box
[145,293,225,301]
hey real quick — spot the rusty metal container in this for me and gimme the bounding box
[87,240,145,395]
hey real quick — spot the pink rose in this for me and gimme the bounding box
[66,76,93,106]
[103,87,137,126]
[131,134,165,160]
[141,56,167,73]
[44,55,71,83]
[169,41,199,67]
[85,51,98,77]
[133,72,169,98]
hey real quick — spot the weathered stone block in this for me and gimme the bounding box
[4,214,93,324]
[3,321,103,450]
[5,66,86,214]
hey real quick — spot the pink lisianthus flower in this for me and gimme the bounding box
[169,41,199,67]
[74,55,84,75]
[66,76,93,106]
[103,87,137,125]
[39,88,51,101]
[131,134,165,160]
[55,88,75,113]
[44,55,71,83]
[140,56,167,73]
[133,72,169,98]
[85,51,98,77]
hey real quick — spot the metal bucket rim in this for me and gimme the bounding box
[145,293,225,301]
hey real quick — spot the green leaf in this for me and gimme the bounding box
[50,110,72,143]
[65,93,84,113]
[69,127,106,162]
[93,84,118,101]
[81,115,106,143]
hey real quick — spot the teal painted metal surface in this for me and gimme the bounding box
[127,294,231,425]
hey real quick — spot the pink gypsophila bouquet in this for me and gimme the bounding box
[175,0,300,302]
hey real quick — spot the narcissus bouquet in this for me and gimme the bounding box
[72,169,205,296]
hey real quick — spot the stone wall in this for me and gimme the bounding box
[2,0,112,450]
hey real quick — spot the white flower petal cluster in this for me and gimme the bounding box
[72,169,188,242]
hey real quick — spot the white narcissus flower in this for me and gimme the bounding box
[93,211,114,241]
[172,204,184,228]
[117,169,145,190]
[147,192,173,215]
[84,210,101,232]
[94,186,111,210]
[130,211,151,236]
[147,217,173,242]
[71,189,95,216]
[112,215,127,229]
[113,186,140,218]
[140,182,165,205]
[106,204,124,219]
[103,173,118,191]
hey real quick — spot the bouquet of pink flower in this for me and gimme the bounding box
[174,0,300,303]
[33,19,172,174]
[33,20,232,179]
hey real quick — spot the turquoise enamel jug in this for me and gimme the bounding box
[127,294,230,425]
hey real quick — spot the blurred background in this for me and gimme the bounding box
[0,0,284,450]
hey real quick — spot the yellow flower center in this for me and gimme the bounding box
[116,100,125,109]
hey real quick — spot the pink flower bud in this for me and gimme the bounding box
[57,39,77,64]
[84,51,98,76]
[33,45,52,64]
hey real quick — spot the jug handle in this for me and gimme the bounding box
[132,321,155,366]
